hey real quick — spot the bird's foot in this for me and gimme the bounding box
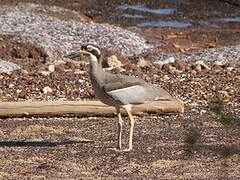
[107,147,122,152]
[122,148,132,152]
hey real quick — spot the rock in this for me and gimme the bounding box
[191,70,197,75]
[224,61,236,71]
[165,57,175,64]
[217,90,230,99]
[154,57,175,69]
[136,57,151,67]
[213,60,225,66]
[42,86,53,94]
[162,64,174,72]
[106,55,122,68]
[200,109,207,115]
[163,75,170,81]
[9,84,14,88]
[47,64,55,72]
[39,71,50,76]
[174,59,189,71]
[195,64,202,72]
[195,61,210,72]
[225,61,236,68]
[21,69,29,75]
[202,94,209,100]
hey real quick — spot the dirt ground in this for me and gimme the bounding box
[0,0,240,179]
[0,107,239,179]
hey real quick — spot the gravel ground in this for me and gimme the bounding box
[0,60,20,73]
[0,3,152,58]
[157,45,240,65]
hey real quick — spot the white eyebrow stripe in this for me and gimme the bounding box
[87,45,101,55]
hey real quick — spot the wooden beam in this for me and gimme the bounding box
[0,100,184,117]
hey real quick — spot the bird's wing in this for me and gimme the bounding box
[102,72,173,105]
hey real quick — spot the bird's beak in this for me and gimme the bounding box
[64,49,88,59]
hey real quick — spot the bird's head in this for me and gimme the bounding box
[65,44,101,60]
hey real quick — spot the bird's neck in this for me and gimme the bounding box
[89,54,104,83]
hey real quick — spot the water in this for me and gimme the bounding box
[219,17,240,22]
[137,21,192,28]
[117,5,176,15]
[121,14,145,19]
[116,4,240,28]
[117,5,190,28]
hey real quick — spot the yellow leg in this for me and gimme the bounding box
[117,109,123,150]
[125,111,135,151]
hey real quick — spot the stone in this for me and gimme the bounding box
[154,57,175,69]
[213,60,225,66]
[39,71,50,76]
[165,57,175,64]
[195,64,202,72]
[174,59,189,71]
[162,64,174,72]
[21,69,29,75]
[202,94,209,100]
[136,57,151,67]
[47,64,55,72]
[195,61,210,70]
[163,75,170,81]
[106,55,122,68]
[42,86,53,94]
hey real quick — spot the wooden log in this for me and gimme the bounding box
[0,100,184,117]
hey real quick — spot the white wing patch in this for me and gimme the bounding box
[107,85,149,104]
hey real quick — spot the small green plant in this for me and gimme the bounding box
[209,98,224,115]
[219,113,240,126]
[208,97,239,126]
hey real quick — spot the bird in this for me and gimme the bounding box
[65,44,174,152]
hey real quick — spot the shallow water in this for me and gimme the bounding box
[116,3,240,28]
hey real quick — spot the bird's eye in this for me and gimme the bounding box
[87,47,93,51]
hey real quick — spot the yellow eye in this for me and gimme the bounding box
[87,47,93,51]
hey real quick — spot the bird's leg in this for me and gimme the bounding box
[124,111,135,151]
[117,108,123,150]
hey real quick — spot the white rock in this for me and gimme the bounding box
[136,57,150,67]
[163,75,170,80]
[47,64,55,72]
[200,109,207,115]
[213,60,225,66]
[106,55,122,68]
[154,57,175,69]
[39,71,50,76]
[195,60,210,70]
[9,84,14,88]
[165,57,176,64]
[42,86,53,94]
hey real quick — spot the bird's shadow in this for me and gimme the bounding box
[0,140,93,147]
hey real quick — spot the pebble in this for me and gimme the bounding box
[174,59,189,71]
[163,75,170,81]
[154,57,175,69]
[42,86,53,94]
[195,61,210,70]
[47,64,55,72]
[136,57,150,67]
[200,109,207,115]
[162,64,174,72]
[195,64,202,72]
[106,55,122,68]
[213,60,225,66]
[39,71,50,76]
